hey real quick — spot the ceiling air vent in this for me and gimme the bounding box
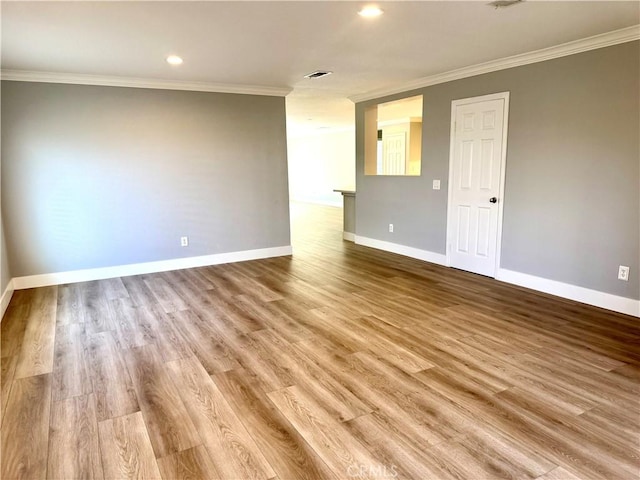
[488,0,523,8]
[304,70,333,79]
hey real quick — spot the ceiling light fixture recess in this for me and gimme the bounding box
[358,6,383,17]
[487,0,523,9]
[166,55,183,65]
[303,70,333,79]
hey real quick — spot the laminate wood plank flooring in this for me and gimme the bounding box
[1,373,51,479]
[13,287,57,379]
[85,330,140,422]
[0,354,17,426]
[51,322,93,401]
[156,445,220,480]
[1,202,639,479]
[167,356,276,480]
[266,385,388,479]
[123,344,201,458]
[47,394,103,480]
[81,281,116,335]
[98,411,162,480]
[213,368,338,480]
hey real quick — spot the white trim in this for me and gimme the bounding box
[354,235,447,266]
[4,26,636,101]
[354,234,638,317]
[349,25,640,103]
[0,279,15,322]
[446,92,510,278]
[343,232,356,242]
[0,70,292,97]
[11,246,292,290]
[496,269,640,318]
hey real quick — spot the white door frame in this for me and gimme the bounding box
[446,91,510,277]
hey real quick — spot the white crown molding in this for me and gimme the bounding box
[0,70,292,97]
[349,25,640,103]
[3,26,636,101]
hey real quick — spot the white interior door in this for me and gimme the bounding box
[447,92,509,277]
[382,132,406,175]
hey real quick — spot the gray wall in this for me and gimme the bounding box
[2,81,291,277]
[356,41,639,300]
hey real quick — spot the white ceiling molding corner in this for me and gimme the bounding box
[0,70,293,97]
[349,25,640,104]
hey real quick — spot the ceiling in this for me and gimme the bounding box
[2,1,639,135]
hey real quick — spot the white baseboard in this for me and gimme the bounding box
[352,234,638,317]
[12,245,293,290]
[354,235,447,266]
[8,239,638,318]
[496,268,639,318]
[0,279,15,321]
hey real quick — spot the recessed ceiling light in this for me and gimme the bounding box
[166,55,183,65]
[358,6,383,17]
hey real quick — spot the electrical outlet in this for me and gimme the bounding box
[389,224,394,233]
[618,265,629,281]
[433,179,441,190]
[181,236,189,247]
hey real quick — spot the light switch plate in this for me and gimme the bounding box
[433,180,441,190]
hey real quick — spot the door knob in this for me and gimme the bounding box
[489,197,497,203]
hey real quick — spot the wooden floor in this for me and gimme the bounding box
[1,203,639,480]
